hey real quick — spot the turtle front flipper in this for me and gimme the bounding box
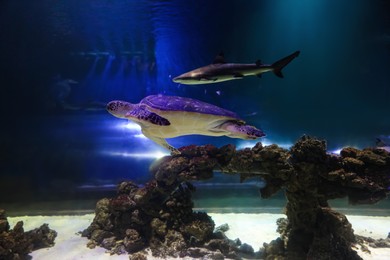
[142,130,181,155]
[127,107,170,126]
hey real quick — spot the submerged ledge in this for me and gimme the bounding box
[1,136,389,259]
[82,136,389,259]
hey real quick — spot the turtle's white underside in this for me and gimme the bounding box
[131,109,238,138]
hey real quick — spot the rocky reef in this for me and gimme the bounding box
[0,209,57,260]
[83,136,390,259]
[82,175,252,258]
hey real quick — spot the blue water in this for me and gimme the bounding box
[1,0,390,202]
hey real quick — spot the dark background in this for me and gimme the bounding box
[0,0,389,204]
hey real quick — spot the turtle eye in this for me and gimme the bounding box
[106,102,117,111]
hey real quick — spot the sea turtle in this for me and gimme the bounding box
[106,94,265,154]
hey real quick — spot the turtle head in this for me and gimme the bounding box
[106,100,135,119]
[221,121,266,140]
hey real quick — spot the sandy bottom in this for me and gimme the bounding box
[7,213,390,260]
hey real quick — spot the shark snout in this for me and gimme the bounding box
[172,75,190,83]
[172,76,181,83]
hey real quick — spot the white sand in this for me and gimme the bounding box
[7,213,390,260]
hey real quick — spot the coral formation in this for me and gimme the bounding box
[82,179,248,258]
[0,209,57,260]
[83,136,390,259]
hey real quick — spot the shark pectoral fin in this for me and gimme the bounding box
[256,73,262,78]
[233,74,244,78]
[200,77,217,82]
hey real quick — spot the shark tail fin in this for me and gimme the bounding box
[272,51,300,78]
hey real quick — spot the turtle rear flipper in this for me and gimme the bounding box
[142,131,180,155]
[127,107,170,126]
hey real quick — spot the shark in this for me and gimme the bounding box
[376,138,390,152]
[173,50,300,85]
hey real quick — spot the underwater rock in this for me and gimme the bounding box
[83,179,244,258]
[180,212,214,243]
[149,229,187,258]
[128,252,148,260]
[215,223,230,233]
[238,242,254,254]
[305,208,360,260]
[0,209,10,233]
[205,238,239,259]
[84,135,389,259]
[101,236,116,250]
[262,237,285,259]
[185,247,225,259]
[123,229,145,253]
[150,218,167,236]
[355,234,390,255]
[368,238,390,248]
[290,135,327,163]
[0,209,57,260]
[25,223,57,250]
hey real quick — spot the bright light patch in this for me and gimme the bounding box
[330,148,342,155]
[134,134,147,139]
[275,142,293,149]
[111,120,141,132]
[380,146,390,152]
[103,150,168,159]
[237,139,293,150]
[124,121,141,131]
[77,184,117,190]
[236,141,259,150]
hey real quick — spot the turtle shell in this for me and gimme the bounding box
[141,95,240,119]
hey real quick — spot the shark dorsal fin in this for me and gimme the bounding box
[256,60,263,66]
[376,138,387,147]
[213,52,226,64]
